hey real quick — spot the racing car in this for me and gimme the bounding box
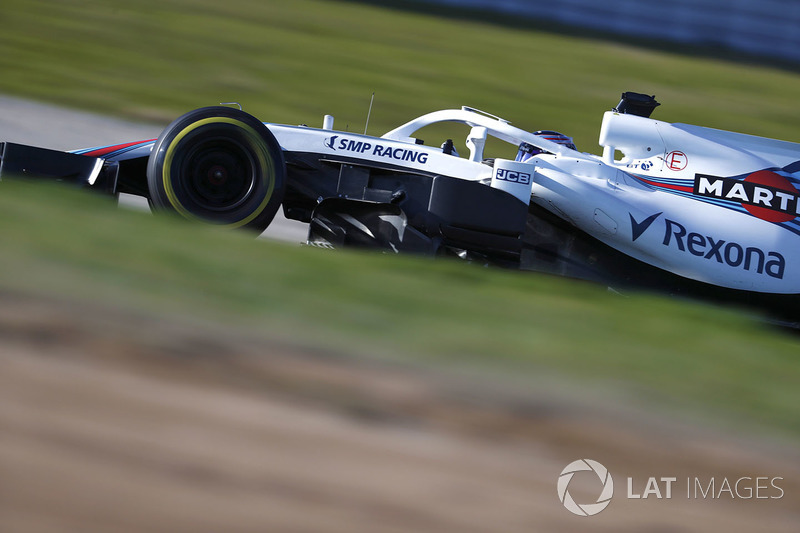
[1,92,798,321]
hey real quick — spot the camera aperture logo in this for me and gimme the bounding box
[557,459,614,517]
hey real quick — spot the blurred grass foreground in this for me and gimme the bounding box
[1,180,799,440]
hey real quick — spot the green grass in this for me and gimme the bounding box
[1,181,799,439]
[2,0,800,438]
[4,0,800,154]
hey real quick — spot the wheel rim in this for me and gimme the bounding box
[180,137,256,212]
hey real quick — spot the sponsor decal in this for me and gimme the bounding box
[629,213,786,279]
[665,150,688,171]
[323,135,338,150]
[630,212,662,241]
[324,136,429,164]
[694,171,800,223]
[626,160,653,171]
[495,168,531,185]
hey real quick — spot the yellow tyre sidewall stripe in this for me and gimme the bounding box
[162,117,276,228]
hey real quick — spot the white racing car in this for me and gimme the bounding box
[1,92,798,321]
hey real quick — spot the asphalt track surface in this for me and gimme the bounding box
[1,96,799,532]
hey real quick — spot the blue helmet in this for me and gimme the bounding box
[516,130,576,162]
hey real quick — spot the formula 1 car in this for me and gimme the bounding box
[1,92,798,321]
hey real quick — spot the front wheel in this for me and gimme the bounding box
[147,106,286,233]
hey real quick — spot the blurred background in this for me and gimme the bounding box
[1,1,799,531]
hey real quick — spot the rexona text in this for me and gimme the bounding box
[662,219,786,279]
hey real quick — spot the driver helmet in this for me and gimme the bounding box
[516,130,576,163]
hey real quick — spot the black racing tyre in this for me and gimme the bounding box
[147,106,286,232]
